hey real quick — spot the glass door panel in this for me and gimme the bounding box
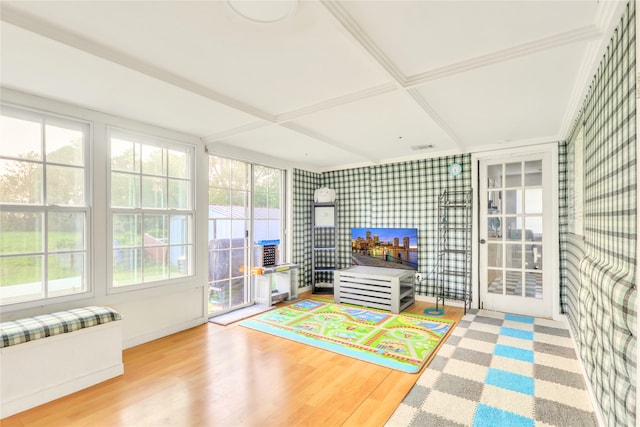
[208,157,251,315]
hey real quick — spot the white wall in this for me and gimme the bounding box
[0,88,210,349]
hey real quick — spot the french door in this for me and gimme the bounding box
[478,148,557,318]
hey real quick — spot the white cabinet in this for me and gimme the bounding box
[334,266,415,314]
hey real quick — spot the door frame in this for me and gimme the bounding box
[471,143,560,320]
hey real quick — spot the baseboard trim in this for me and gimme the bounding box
[415,295,467,308]
[123,317,206,349]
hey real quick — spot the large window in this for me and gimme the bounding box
[0,106,89,306]
[109,129,194,289]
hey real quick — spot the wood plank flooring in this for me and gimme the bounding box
[1,294,463,427]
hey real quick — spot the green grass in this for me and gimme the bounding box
[1,232,85,286]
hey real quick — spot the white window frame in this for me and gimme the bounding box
[0,104,92,309]
[107,127,196,293]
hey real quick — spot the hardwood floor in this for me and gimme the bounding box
[1,294,463,427]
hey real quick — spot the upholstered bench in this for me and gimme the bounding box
[0,306,124,418]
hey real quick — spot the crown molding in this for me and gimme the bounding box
[558,1,630,141]
[0,4,275,124]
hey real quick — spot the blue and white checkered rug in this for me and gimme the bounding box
[386,309,596,427]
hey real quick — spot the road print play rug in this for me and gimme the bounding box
[240,299,454,373]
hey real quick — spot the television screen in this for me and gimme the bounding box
[350,227,418,271]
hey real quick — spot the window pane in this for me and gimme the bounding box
[230,248,246,277]
[168,149,187,178]
[209,187,230,205]
[525,217,542,240]
[169,215,191,245]
[0,255,43,287]
[268,192,280,212]
[506,244,522,268]
[168,178,189,209]
[488,243,502,267]
[231,220,247,242]
[504,190,522,214]
[141,176,167,208]
[209,156,230,185]
[48,212,84,251]
[113,214,141,247]
[505,217,522,240]
[525,244,542,270]
[113,248,141,286]
[267,219,280,240]
[48,253,84,296]
[111,172,140,208]
[47,165,84,206]
[506,271,522,295]
[231,191,249,218]
[230,160,249,190]
[171,245,191,277]
[487,164,502,188]
[144,215,168,243]
[209,219,231,241]
[488,270,502,294]
[111,138,139,172]
[209,249,230,281]
[488,217,501,240]
[0,212,42,255]
[505,162,521,186]
[0,159,42,204]
[525,160,542,186]
[254,219,269,242]
[141,145,165,175]
[525,189,543,214]
[0,255,43,301]
[254,191,269,209]
[45,123,84,166]
[144,246,168,282]
[525,272,543,299]
[0,115,41,159]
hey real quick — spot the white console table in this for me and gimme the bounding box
[334,266,415,314]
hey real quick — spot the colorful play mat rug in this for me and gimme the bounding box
[240,299,454,373]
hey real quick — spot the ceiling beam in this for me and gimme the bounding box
[405,25,603,88]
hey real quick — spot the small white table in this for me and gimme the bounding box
[254,264,298,307]
[334,266,415,313]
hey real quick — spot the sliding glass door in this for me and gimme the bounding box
[207,155,285,316]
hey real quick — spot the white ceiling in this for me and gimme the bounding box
[0,0,626,172]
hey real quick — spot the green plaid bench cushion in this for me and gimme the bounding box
[0,306,122,348]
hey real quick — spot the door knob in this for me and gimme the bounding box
[480,239,487,244]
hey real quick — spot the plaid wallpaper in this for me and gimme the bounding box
[292,169,322,288]
[563,2,636,426]
[293,155,472,300]
[557,141,568,314]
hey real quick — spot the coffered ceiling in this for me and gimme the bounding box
[0,1,626,171]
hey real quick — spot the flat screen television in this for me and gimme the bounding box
[350,227,418,271]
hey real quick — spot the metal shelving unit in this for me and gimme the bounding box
[436,190,472,313]
[311,202,337,294]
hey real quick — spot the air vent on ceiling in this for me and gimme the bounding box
[410,144,434,151]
